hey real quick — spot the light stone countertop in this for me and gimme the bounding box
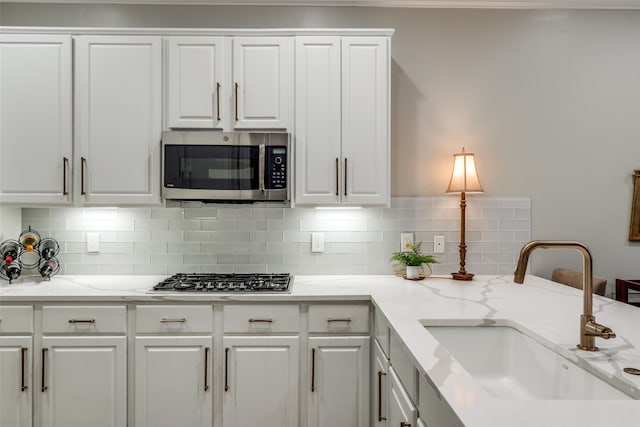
[1,274,640,426]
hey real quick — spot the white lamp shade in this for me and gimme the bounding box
[446,149,483,193]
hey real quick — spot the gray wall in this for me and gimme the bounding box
[2,4,640,285]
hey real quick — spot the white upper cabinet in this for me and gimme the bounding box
[232,37,291,129]
[295,35,390,206]
[341,37,389,205]
[294,36,342,205]
[74,35,162,205]
[167,36,291,130]
[167,36,227,129]
[0,34,72,205]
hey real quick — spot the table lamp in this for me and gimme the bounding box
[446,148,483,281]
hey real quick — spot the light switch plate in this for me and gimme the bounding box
[434,235,445,253]
[311,232,324,253]
[87,232,100,253]
[400,233,414,252]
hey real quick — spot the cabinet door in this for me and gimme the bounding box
[223,336,298,427]
[135,336,213,427]
[388,368,417,427]
[0,34,72,205]
[167,36,227,129]
[294,36,342,205]
[0,337,32,427]
[341,37,389,205]
[373,340,389,427]
[308,336,370,427]
[40,336,126,427]
[75,35,161,205]
[232,37,291,129]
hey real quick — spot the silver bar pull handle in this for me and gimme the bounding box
[344,157,348,196]
[224,347,230,391]
[41,348,48,392]
[68,319,95,324]
[377,370,387,421]
[63,157,69,196]
[248,318,273,323]
[204,347,210,392]
[335,158,339,196]
[80,157,87,196]
[234,82,239,121]
[160,318,186,323]
[311,348,316,392]
[327,317,352,323]
[216,82,221,121]
[259,144,266,192]
[21,347,28,392]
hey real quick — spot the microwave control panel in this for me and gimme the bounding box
[265,147,287,189]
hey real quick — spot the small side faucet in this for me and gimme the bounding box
[513,241,616,351]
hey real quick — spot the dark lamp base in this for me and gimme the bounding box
[451,272,474,281]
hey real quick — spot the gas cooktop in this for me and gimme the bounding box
[152,273,293,293]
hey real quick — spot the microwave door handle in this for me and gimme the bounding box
[259,144,266,192]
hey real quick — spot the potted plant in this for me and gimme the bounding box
[390,241,438,279]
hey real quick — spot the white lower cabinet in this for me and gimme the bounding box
[222,336,299,427]
[388,367,417,427]
[39,336,127,427]
[134,304,214,427]
[135,336,212,427]
[0,336,32,427]
[307,336,370,427]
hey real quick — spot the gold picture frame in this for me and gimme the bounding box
[630,170,640,241]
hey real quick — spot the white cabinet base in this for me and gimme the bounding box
[223,336,299,427]
[39,336,126,427]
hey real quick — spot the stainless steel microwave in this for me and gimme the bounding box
[161,131,289,202]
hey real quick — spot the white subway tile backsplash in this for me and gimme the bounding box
[134,242,167,254]
[134,264,168,275]
[117,231,151,242]
[234,220,267,231]
[99,242,134,254]
[20,197,530,276]
[169,220,201,231]
[100,264,134,275]
[151,230,184,242]
[200,220,235,231]
[134,219,169,231]
[250,207,284,220]
[183,253,218,264]
[168,242,202,254]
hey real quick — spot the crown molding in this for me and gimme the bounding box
[3,0,640,9]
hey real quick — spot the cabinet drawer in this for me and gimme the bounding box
[308,304,369,333]
[374,309,390,357]
[42,305,126,334]
[224,304,299,333]
[390,332,417,403]
[0,306,33,333]
[136,305,213,333]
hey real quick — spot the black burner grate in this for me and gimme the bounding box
[153,273,292,293]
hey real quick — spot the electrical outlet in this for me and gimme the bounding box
[311,232,325,253]
[434,235,445,253]
[400,233,414,252]
[87,232,100,253]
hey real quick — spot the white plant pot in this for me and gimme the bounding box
[406,265,420,279]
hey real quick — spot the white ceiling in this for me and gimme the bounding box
[5,0,640,9]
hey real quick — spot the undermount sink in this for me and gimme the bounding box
[423,322,635,400]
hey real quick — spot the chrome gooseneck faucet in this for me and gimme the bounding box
[513,241,616,351]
